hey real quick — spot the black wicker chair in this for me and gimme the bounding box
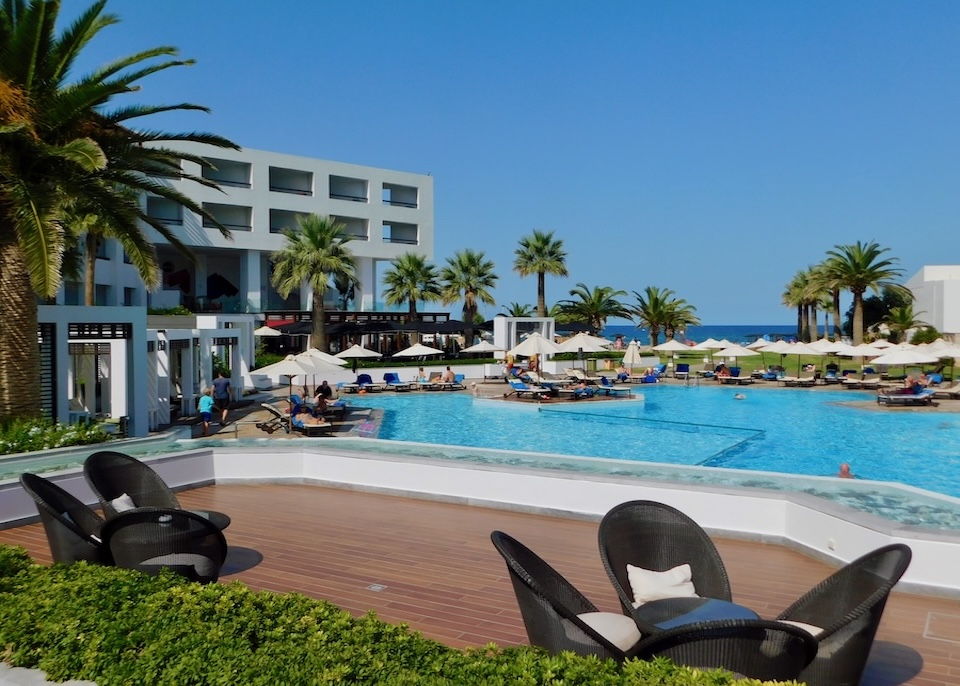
[632,619,818,681]
[100,508,228,583]
[83,451,181,518]
[598,500,732,632]
[775,543,912,686]
[19,473,108,565]
[491,530,643,661]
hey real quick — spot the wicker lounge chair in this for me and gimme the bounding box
[632,620,817,681]
[775,543,911,686]
[490,530,642,661]
[101,508,228,583]
[598,500,732,634]
[84,450,181,518]
[19,473,108,565]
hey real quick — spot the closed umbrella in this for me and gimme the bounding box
[620,340,644,371]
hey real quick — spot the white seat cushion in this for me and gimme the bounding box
[627,562,699,607]
[576,612,643,651]
[110,493,136,513]
[779,620,824,637]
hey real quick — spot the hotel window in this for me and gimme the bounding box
[202,158,252,188]
[329,175,368,203]
[269,167,313,195]
[202,203,252,231]
[382,183,418,208]
[382,222,418,245]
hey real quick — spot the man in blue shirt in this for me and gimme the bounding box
[212,372,232,425]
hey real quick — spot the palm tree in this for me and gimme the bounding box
[270,215,356,351]
[513,230,568,317]
[333,271,361,311]
[439,249,497,347]
[883,304,927,344]
[815,256,847,340]
[0,0,237,420]
[502,302,533,317]
[558,283,628,334]
[662,298,701,341]
[382,252,442,315]
[825,241,910,345]
[630,286,677,346]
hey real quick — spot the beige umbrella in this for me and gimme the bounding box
[778,342,824,376]
[254,325,282,337]
[557,332,611,352]
[507,332,562,357]
[691,338,725,350]
[393,342,445,358]
[335,344,382,360]
[713,344,760,373]
[652,339,691,353]
[461,340,506,354]
[303,347,348,367]
[255,355,319,397]
[620,340,644,371]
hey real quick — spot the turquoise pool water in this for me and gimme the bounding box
[352,385,960,498]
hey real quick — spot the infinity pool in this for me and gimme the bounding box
[352,384,960,498]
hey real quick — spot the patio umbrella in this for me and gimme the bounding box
[255,355,318,397]
[712,344,760,373]
[507,332,562,357]
[620,340,644,371]
[461,340,505,354]
[745,338,772,350]
[393,342,445,358]
[254,326,282,337]
[652,338,692,371]
[868,348,940,367]
[557,332,611,351]
[778,342,824,376]
[302,348,348,367]
[871,339,897,349]
[336,343,383,373]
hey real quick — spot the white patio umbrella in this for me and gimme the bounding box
[461,340,505,354]
[652,339,692,353]
[778,342,824,376]
[746,338,773,350]
[302,347,348,367]
[868,348,940,366]
[620,340,644,370]
[557,332,611,351]
[393,342,445,358]
[870,339,897,349]
[335,344,382,360]
[807,337,837,352]
[255,355,319,397]
[254,325,282,337]
[712,344,760,373]
[691,338,725,350]
[507,332,562,357]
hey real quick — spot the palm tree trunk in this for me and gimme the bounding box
[649,326,661,347]
[852,290,865,345]
[536,272,546,317]
[831,289,842,340]
[462,303,476,348]
[810,304,819,341]
[408,299,420,344]
[801,306,810,342]
[312,291,327,352]
[796,306,803,340]
[0,234,42,420]
[84,233,97,306]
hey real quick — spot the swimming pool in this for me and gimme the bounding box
[352,385,960,498]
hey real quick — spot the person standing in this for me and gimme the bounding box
[212,371,232,425]
[198,388,215,437]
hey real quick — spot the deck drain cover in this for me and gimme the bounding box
[366,584,387,592]
[925,613,960,643]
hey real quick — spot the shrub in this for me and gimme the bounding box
[0,547,803,685]
[0,418,110,456]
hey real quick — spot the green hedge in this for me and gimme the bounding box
[0,546,802,685]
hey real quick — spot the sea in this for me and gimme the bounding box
[600,324,798,346]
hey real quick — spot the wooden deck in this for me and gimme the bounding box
[2,482,958,685]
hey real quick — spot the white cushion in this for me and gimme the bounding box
[110,493,136,513]
[779,620,824,637]
[576,612,643,651]
[627,563,699,608]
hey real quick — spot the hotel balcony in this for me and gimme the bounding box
[329,175,368,203]
[383,221,418,245]
[270,166,313,196]
[383,182,418,208]
[269,208,309,234]
[202,202,253,232]
[332,215,368,241]
[202,158,252,189]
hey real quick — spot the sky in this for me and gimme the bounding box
[62,1,960,325]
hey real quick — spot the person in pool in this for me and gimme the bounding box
[837,463,855,479]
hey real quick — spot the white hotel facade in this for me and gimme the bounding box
[55,143,435,315]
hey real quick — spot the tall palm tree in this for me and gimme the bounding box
[382,252,442,315]
[782,271,808,341]
[439,249,497,347]
[270,215,356,351]
[513,230,568,317]
[630,286,677,347]
[815,256,847,340]
[662,298,701,341]
[825,241,909,345]
[0,0,237,420]
[558,283,628,334]
[883,303,927,343]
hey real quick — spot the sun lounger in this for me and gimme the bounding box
[674,363,690,380]
[290,413,335,436]
[596,376,633,397]
[842,372,882,389]
[877,389,936,406]
[933,382,960,399]
[782,370,817,387]
[439,373,466,391]
[718,374,754,385]
[383,373,412,392]
[556,385,596,399]
[256,403,291,434]
[564,368,602,383]
[508,380,550,400]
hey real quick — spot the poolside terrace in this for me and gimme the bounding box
[1,482,958,685]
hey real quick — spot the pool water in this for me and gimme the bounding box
[353,385,960,498]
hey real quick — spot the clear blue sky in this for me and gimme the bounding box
[65,1,960,325]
